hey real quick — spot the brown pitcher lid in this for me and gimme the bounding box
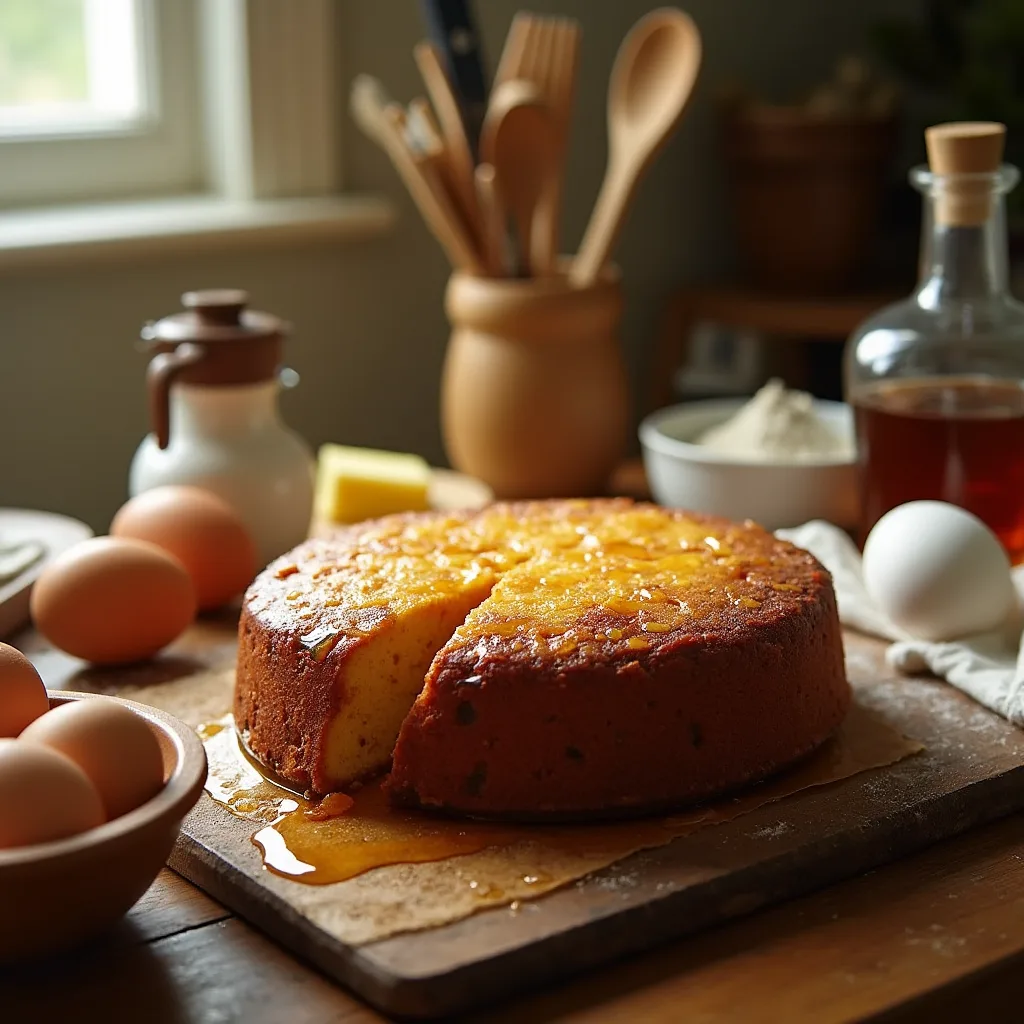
[142,290,291,449]
[142,289,288,372]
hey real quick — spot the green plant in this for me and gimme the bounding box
[872,0,1024,210]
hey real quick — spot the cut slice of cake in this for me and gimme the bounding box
[235,514,504,790]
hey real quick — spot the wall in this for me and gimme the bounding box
[0,0,920,532]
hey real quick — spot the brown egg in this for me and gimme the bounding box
[111,486,257,611]
[0,738,105,849]
[20,699,165,819]
[0,643,49,738]
[30,537,196,664]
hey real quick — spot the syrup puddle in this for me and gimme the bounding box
[253,825,316,877]
[198,715,709,885]
[198,707,922,889]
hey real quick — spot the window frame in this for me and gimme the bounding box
[0,0,341,210]
[200,0,339,201]
[0,0,204,209]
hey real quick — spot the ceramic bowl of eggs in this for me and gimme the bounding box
[0,643,207,960]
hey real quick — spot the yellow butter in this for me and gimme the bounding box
[314,444,431,524]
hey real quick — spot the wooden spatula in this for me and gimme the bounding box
[481,80,556,278]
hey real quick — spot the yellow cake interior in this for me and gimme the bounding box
[320,587,492,783]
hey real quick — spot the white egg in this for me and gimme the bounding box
[862,501,1015,641]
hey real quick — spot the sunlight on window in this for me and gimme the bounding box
[0,0,146,136]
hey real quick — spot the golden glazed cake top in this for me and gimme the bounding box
[246,500,824,664]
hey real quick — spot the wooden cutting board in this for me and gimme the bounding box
[161,630,1024,1019]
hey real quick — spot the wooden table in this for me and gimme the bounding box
[4,620,1024,1023]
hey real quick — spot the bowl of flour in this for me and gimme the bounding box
[639,380,858,530]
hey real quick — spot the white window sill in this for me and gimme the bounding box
[0,193,397,270]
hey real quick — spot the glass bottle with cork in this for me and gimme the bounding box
[844,121,1024,562]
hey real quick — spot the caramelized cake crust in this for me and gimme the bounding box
[235,500,849,816]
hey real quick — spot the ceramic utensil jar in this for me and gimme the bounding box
[442,268,629,498]
[129,290,315,566]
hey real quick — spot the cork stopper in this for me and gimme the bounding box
[925,121,1006,226]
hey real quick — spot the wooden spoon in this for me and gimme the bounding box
[479,78,543,167]
[481,80,556,277]
[570,9,702,287]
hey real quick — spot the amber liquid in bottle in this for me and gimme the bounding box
[854,376,1024,562]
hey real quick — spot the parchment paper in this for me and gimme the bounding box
[125,669,921,945]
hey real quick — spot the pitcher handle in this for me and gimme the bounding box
[147,342,205,450]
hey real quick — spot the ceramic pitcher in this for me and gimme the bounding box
[442,268,630,498]
[130,290,315,566]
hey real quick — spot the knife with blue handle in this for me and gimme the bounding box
[418,0,488,158]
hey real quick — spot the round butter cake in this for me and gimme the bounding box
[235,499,849,818]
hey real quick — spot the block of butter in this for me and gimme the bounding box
[314,444,431,524]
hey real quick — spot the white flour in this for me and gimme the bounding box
[699,378,854,461]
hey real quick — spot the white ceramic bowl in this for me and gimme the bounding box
[639,398,859,531]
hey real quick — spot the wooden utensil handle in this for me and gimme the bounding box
[570,160,637,288]
[414,42,482,242]
[475,164,507,276]
[380,107,484,274]
[531,183,560,278]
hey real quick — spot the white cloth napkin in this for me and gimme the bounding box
[777,520,1024,726]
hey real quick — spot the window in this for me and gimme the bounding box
[0,0,392,264]
[0,0,202,208]
[0,0,146,136]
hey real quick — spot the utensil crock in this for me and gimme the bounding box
[442,267,629,498]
